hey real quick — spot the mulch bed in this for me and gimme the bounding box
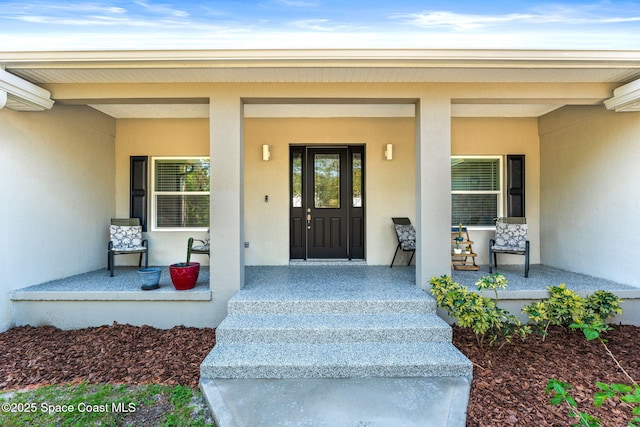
[454,324,640,426]
[0,323,216,390]
[1,322,639,426]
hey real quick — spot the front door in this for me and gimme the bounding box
[290,146,365,260]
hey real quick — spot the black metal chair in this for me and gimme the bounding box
[107,218,148,277]
[390,217,416,267]
[489,217,530,277]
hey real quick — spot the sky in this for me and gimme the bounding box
[0,0,639,51]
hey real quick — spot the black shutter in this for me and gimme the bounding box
[506,155,525,217]
[130,156,148,231]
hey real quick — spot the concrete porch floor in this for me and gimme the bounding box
[10,263,640,327]
[12,263,638,296]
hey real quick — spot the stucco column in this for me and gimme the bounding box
[210,94,244,298]
[415,95,452,289]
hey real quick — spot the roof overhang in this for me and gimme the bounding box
[1,49,639,118]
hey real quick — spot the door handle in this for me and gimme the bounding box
[307,208,312,229]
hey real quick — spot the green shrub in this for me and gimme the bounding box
[523,285,622,340]
[429,274,529,347]
[583,290,623,325]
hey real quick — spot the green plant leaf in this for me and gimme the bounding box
[593,391,609,407]
[549,395,564,405]
[611,384,633,394]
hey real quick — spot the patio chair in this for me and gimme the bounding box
[390,217,416,268]
[108,218,148,277]
[188,229,210,258]
[489,217,530,278]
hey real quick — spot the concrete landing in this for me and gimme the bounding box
[200,376,472,427]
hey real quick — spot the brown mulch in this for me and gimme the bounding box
[1,322,639,426]
[0,323,216,390]
[455,324,640,427]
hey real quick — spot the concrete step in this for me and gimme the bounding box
[200,341,473,379]
[200,376,472,427]
[216,313,452,343]
[227,295,437,315]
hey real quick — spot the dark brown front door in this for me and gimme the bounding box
[290,146,365,260]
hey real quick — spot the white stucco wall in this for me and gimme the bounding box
[539,106,640,287]
[0,105,116,331]
[114,118,210,266]
[451,117,541,266]
[243,117,416,266]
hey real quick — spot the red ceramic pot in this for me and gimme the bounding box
[169,262,200,290]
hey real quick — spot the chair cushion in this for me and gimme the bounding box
[110,225,143,250]
[493,222,528,251]
[395,224,416,250]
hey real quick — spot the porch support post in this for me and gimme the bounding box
[415,95,452,289]
[210,94,244,299]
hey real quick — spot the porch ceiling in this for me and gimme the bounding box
[2,49,640,118]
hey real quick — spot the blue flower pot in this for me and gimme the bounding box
[138,267,162,290]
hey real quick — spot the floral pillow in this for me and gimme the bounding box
[110,225,143,250]
[493,222,528,251]
[395,224,416,250]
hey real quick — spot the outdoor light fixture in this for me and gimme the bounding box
[0,67,54,112]
[384,143,393,160]
[604,78,640,112]
[262,144,271,161]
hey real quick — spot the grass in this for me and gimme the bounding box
[0,383,214,427]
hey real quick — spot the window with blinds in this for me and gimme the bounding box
[451,156,502,226]
[152,157,210,230]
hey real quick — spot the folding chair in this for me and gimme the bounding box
[390,217,416,267]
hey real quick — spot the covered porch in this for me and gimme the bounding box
[3,50,640,334]
[11,264,640,329]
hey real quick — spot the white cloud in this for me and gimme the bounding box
[394,4,640,30]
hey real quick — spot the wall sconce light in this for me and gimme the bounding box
[384,143,393,160]
[262,144,271,161]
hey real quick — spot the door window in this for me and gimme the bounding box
[314,154,341,209]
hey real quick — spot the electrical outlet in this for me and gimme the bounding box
[244,242,250,248]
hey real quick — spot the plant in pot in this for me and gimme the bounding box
[453,237,463,254]
[169,238,200,290]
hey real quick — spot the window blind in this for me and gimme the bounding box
[451,158,499,191]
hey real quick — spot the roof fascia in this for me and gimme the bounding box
[2,49,640,70]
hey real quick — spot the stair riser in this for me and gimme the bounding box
[228,300,436,315]
[216,327,452,343]
[201,364,473,379]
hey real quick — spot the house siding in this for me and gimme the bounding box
[539,105,640,287]
[0,105,116,332]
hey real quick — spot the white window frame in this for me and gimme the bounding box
[451,155,504,229]
[151,156,210,232]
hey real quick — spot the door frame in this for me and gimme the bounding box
[290,144,365,260]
